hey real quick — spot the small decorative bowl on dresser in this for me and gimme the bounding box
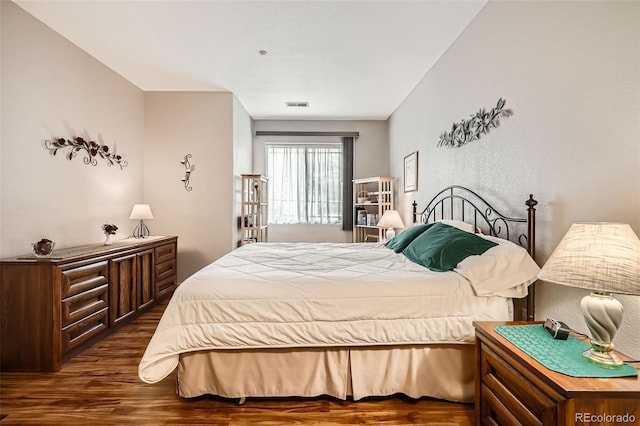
[32,238,55,256]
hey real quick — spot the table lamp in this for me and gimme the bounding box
[538,222,640,368]
[129,204,154,238]
[377,210,405,241]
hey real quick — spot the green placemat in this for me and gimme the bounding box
[495,325,637,378]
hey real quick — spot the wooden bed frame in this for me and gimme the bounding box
[412,185,537,321]
[175,185,538,403]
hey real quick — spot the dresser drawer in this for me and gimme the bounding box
[156,276,177,298]
[61,307,108,354]
[61,261,109,298]
[155,258,176,282]
[61,284,108,327]
[155,243,176,264]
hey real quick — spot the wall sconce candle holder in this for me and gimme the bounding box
[181,154,194,191]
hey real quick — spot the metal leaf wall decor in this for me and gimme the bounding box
[44,137,128,169]
[437,98,511,148]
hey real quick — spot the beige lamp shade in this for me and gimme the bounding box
[129,204,154,220]
[377,210,405,230]
[538,222,640,295]
[538,222,640,368]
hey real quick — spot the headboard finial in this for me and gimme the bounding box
[525,193,536,259]
[412,200,418,224]
[525,194,537,209]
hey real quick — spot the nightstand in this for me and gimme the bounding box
[474,321,640,425]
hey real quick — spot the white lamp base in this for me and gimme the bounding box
[385,228,396,241]
[580,292,624,369]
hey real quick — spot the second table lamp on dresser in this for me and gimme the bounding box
[129,204,154,238]
[538,222,640,368]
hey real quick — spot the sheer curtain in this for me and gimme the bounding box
[267,143,343,224]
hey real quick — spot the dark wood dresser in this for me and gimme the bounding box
[1,236,177,372]
[474,321,640,425]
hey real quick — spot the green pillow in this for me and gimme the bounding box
[403,222,498,272]
[385,223,434,253]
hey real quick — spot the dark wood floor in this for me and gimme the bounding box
[0,301,474,425]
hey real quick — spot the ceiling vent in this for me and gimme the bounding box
[286,102,309,108]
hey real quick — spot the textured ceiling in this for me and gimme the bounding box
[14,0,487,120]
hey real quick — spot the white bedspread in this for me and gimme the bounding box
[139,242,515,384]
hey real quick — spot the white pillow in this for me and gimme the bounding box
[436,219,475,233]
[454,234,540,298]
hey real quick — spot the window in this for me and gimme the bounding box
[266,143,343,225]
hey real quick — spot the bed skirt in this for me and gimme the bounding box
[177,344,475,403]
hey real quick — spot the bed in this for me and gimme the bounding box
[139,186,539,403]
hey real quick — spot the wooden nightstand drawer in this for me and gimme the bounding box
[61,283,109,327]
[481,343,557,425]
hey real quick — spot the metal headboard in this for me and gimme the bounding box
[411,185,538,321]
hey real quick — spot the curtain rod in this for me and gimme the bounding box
[255,131,359,138]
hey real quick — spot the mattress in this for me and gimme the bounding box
[139,242,518,384]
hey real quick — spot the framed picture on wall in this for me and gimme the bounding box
[404,151,418,192]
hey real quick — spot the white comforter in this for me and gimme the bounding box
[139,242,523,384]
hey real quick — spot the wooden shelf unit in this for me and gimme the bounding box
[474,321,640,425]
[241,174,268,246]
[0,236,177,372]
[352,176,395,243]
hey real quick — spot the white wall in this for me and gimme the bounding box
[144,92,236,282]
[233,96,254,247]
[388,1,640,357]
[253,120,388,242]
[0,1,144,257]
